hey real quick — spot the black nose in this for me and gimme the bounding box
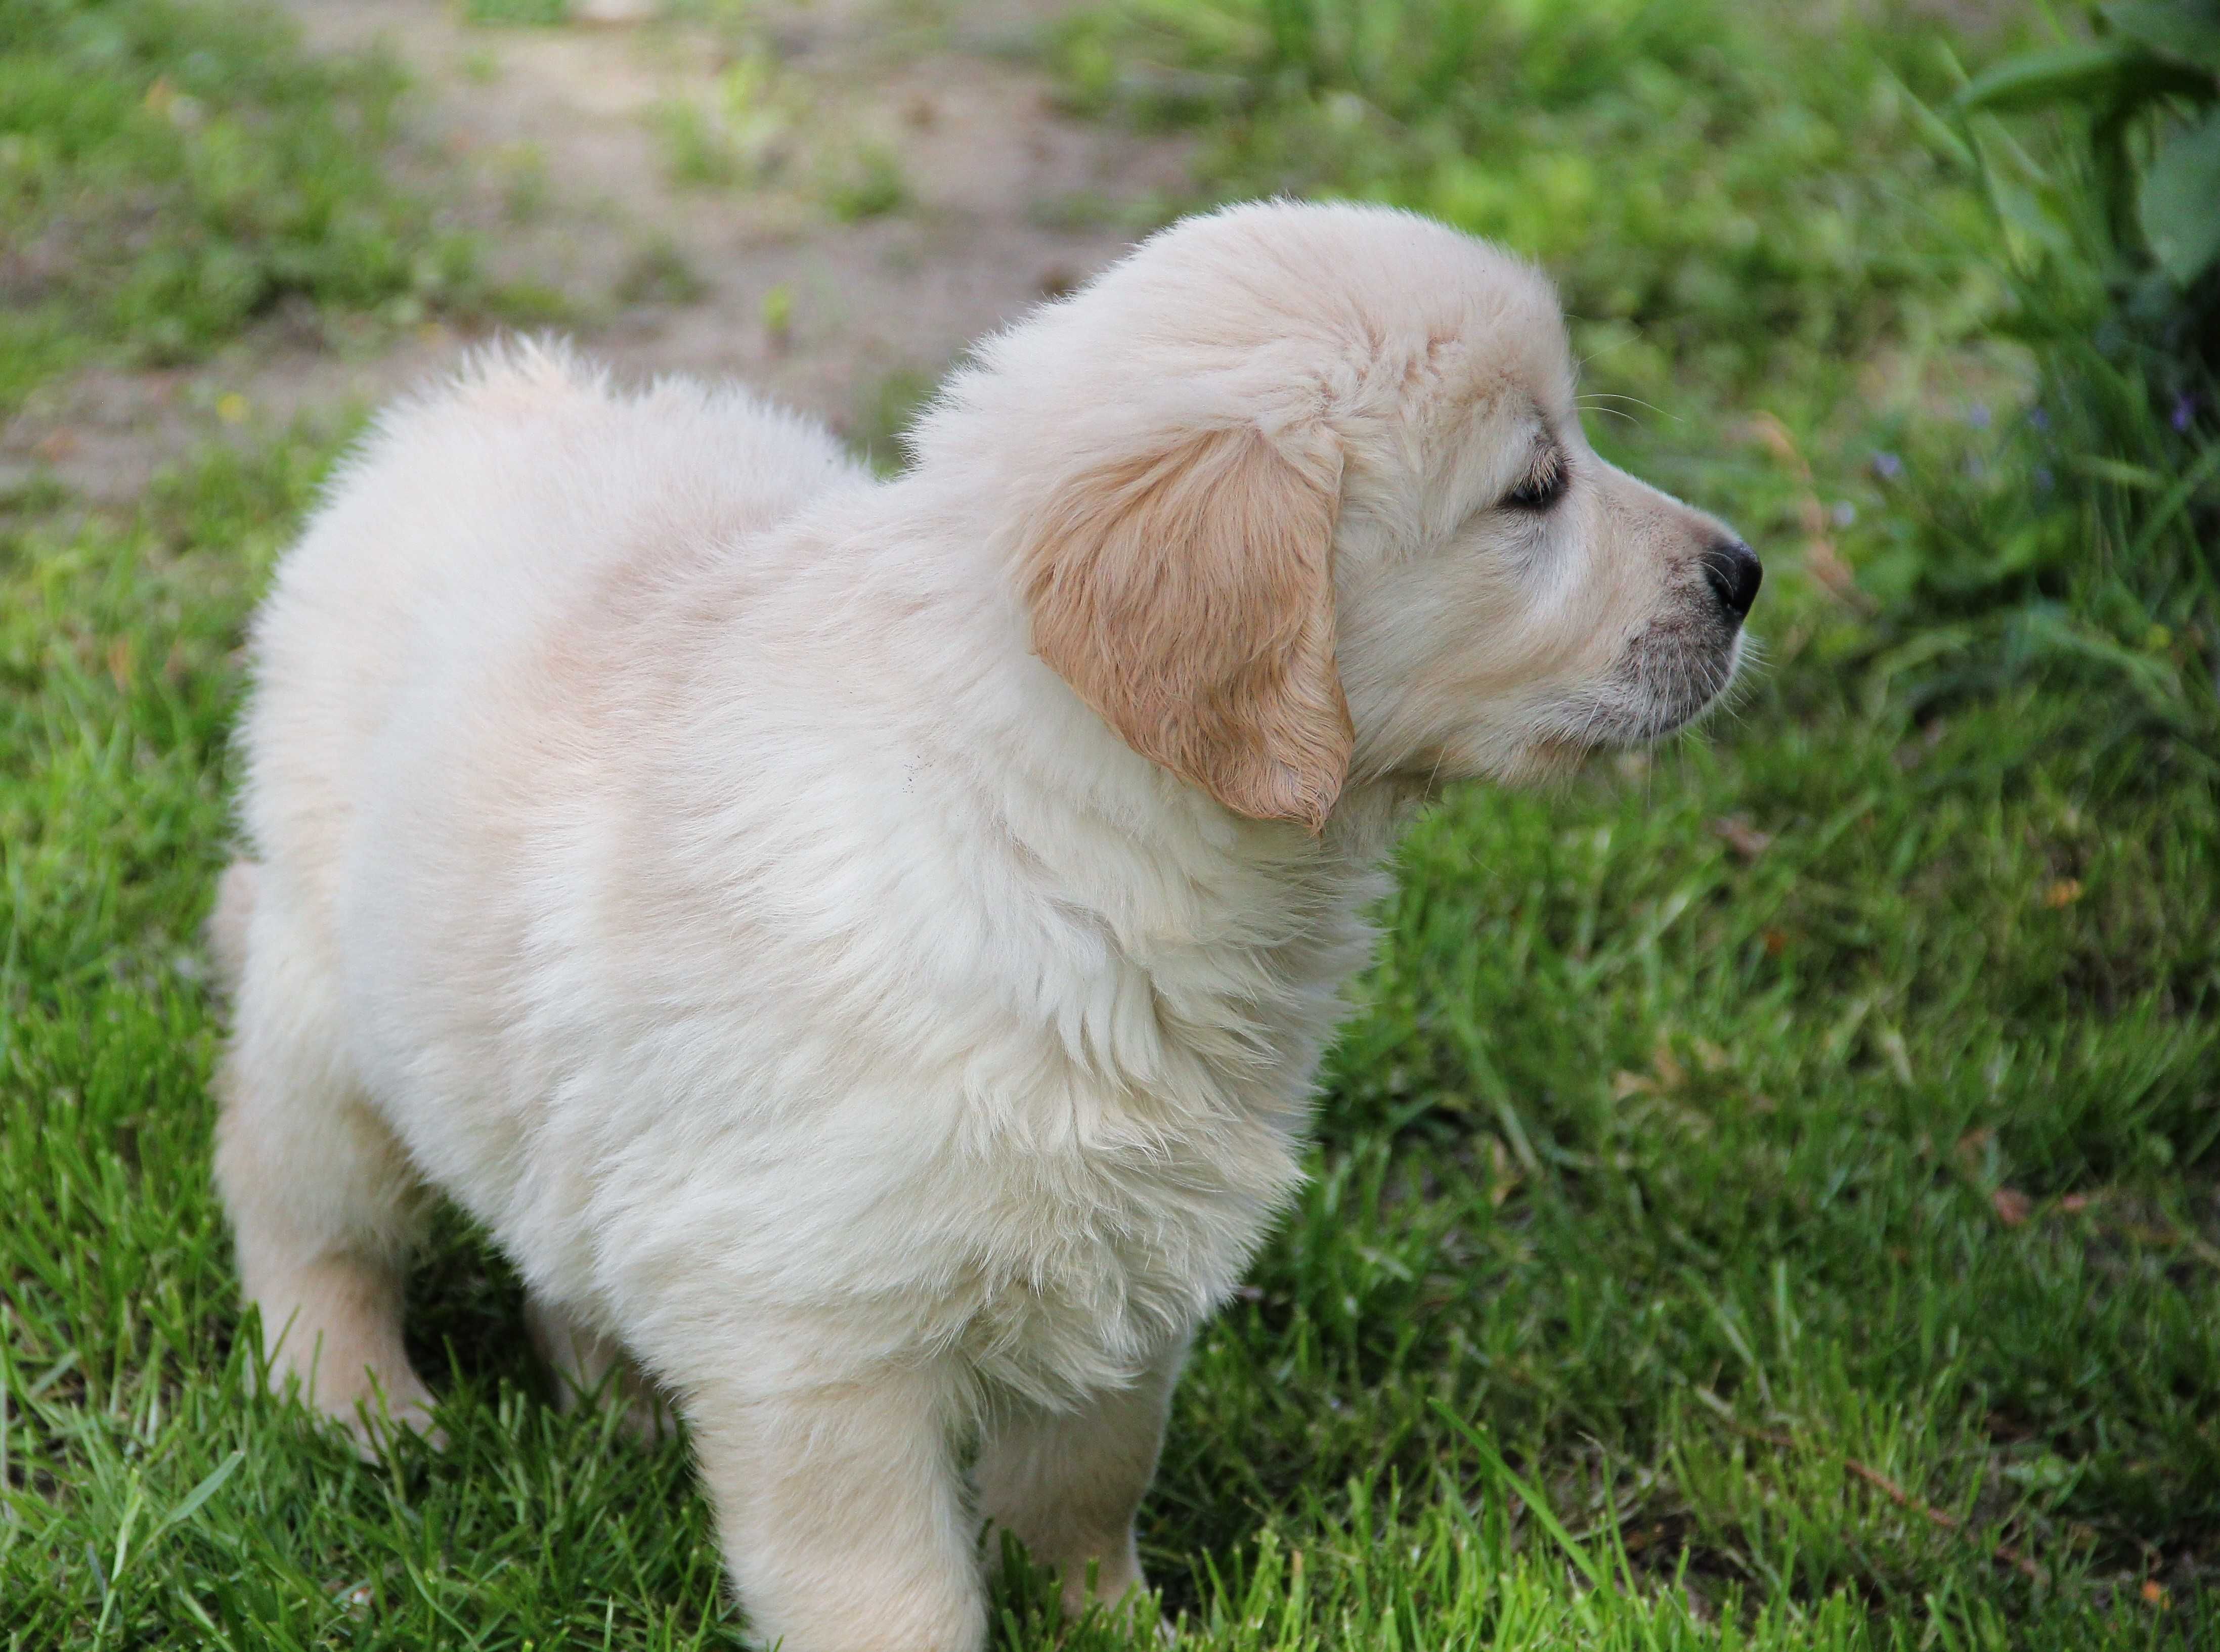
[1701,539,1762,620]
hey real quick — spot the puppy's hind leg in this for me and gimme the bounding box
[974,1337,1187,1623]
[525,1291,677,1444]
[211,861,438,1451]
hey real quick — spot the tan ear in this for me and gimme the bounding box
[1021,424,1351,830]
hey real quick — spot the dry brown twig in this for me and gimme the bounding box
[1738,413,1878,614]
[1695,1390,2045,1585]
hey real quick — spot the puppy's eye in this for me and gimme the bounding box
[1502,453,1566,512]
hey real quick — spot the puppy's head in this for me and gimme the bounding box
[913,201,1758,829]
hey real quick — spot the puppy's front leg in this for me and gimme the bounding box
[685,1357,984,1652]
[974,1337,1187,1618]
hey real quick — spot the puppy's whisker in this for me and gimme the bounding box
[1576,392,1678,425]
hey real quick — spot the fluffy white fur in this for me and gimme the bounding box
[214,201,1754,1652]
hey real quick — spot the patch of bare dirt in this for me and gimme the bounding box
[2,0,1193,503]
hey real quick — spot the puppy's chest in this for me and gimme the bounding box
[950,1101,1301,1400]
[949,931,1363,1398]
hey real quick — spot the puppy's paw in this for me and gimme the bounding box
[344,1377,446,1459]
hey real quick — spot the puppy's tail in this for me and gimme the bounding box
[206,859,260,1003]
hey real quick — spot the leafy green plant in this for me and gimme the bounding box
[1960,1,2220,294]
[1957,3,2216,451]
[1857,3,2220,747]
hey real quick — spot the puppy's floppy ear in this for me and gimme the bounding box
[1021,423,1351,831]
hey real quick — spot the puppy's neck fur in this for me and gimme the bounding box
[736,471,1410,1126]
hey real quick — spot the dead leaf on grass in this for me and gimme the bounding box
[1711,814,1772,861]
[1485,1135,1522,1207]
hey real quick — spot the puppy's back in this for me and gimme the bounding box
[236,340,863,926]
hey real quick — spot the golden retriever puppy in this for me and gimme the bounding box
[213,201,1758,1651]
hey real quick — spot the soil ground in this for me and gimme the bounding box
[1,0,1193,501]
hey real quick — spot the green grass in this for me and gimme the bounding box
[645,52,795,194]
[819,144,909,221]
[4,434,2216,1646]
[0,0,526,416]
[4,0,2218,1647]
[461,0,572,25]
[650,96,751,190]
[1053,0,2011,385]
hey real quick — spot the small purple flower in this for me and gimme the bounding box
[2034,464,2054,492]
[2028,406,2050,431]
[1871,450,1904,481]
[2174,393,2199,433]
[1967,402,1991,429]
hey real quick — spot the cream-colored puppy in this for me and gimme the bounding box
[214,201,1757,1651]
